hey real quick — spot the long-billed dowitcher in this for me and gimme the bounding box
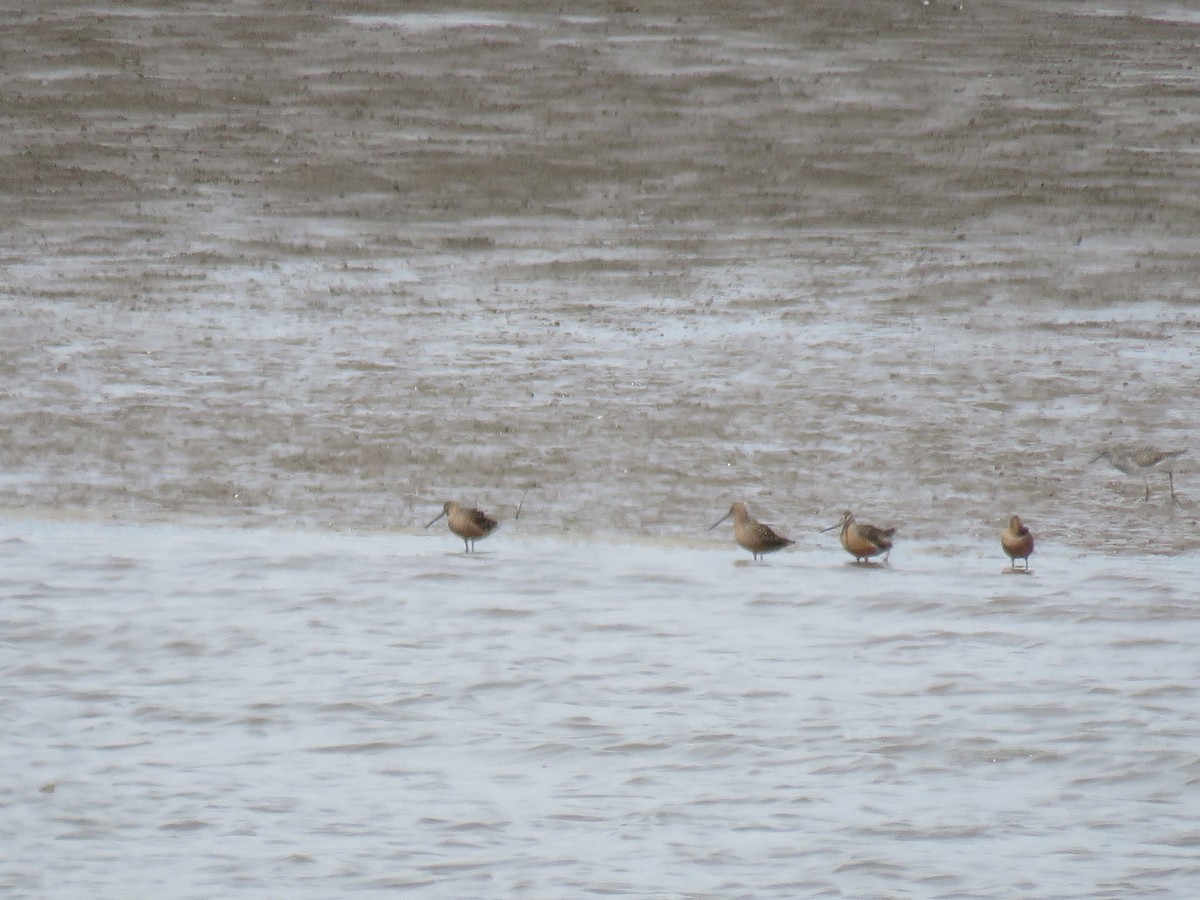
[425,501,498,552]
[1091,445,1186,501]
[708,502,795,560]
[1000,514,1034,570]
[821,510,895,564]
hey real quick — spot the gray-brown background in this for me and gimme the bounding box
[3,1,1198,552]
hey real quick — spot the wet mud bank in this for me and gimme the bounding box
[2,2,1199,551]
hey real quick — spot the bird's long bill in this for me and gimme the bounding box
[707,510,732,532]
[818,520,841,533]
[1087,451,1107,464]
[424,510,447,529]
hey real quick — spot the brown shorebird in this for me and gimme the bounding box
[1091,445,1186,501]
[708,501,795,560]
[821,510,895,564]
[425,501,498,552]
[1000,515,1034,570]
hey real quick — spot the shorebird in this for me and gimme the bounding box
[425,501,498,552]
[1000,515,1034,570]
[1090,445,1186,501]
[708,501,795,560]
[821,510,895,564]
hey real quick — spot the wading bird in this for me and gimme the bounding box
[1091,445,1186,501]
[1000,515,1034,570]
[425,501,498,552]
[821,510,895,564]
[708,502,795,560]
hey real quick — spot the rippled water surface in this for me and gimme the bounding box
[4,518,1200,897]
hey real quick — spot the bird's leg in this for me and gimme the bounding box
[1143,476,1151,501]
[1169,471,1178,502]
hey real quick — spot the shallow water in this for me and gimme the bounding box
[4,517,1200,898]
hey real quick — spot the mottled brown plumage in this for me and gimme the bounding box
[708,501,794,560]
[822,510,895,564]
[1091,445,1186,501]
[1001,515,1034,570]
[425,500,498,552]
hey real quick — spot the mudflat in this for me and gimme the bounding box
[3,2,1198,551]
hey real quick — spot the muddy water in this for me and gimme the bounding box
[3,1,1200,896]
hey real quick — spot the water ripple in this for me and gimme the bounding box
[3,518,1199,899]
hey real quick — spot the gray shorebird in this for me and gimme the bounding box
[425,501,498,552]
[1000,515,1034,570]
[708,502,794,560]
[1091,445,1186,501]
[821,510,895,564]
